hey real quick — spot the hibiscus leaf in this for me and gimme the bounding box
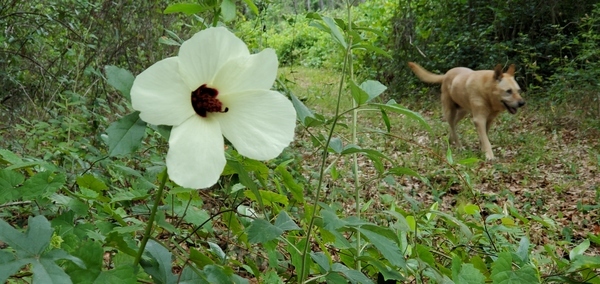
[247,219,284,244]
[106,111,147,157]
[105,65,134,102]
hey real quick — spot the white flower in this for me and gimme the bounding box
[130,27,296,189]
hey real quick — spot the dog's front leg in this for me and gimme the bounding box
[473,115,494,160]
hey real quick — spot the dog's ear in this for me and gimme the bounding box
[493,64,503,80]
[507,64,516,75]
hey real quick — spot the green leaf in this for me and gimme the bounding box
[415,244,435,267]
[331,263,374,284]
[491,252,539,284]
[516,237,530,263]
[274,210,300,231]
[350,80,369,105]
[247,219,283,244]
[0,169,24,203]
[141,240,177,284]
[310,252,330,271]
[464,204,480,215]
[76,174,108,192]
[20,171,66,200]
[322,16,347,48]
[190,247,215,269]
[570,239,590,260]
[0,251,27,283]
[380,108,391,132]
[105,66,134,102]
[357,227,406,269]
[457,263,486,284]
[360,80,387,102]
[387,167,421,178]
[164,3,210,15]
[220,0,236,22]
[329,137,343,153]
[372,101,431,131]
[289,92,316,126]
[241,0,258,15]
[352,43,391,58]
[244,190,289,206]
[0,215,52,258]
[275,163,304,203]
[106,111,147,156]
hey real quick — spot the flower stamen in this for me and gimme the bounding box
[190,84,228,117]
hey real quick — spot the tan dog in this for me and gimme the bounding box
[408,62,525,160]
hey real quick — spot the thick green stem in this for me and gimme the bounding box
[134,168,168,267]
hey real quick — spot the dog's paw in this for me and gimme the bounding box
[485,153,496,161]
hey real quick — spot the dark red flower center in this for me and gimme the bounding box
[191,84,228,117]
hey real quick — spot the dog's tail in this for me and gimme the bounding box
[407,62,445,84]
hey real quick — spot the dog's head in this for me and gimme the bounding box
[494,64,525,114]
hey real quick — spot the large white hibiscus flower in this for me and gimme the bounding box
[131,27,296,189]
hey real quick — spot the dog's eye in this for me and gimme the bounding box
[506,89,513,95]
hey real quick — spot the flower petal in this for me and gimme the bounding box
[131,57,195,126]
[166,115,226,189]
[212,48,278,95]
[215,90,296,160]
[178,27,250,90]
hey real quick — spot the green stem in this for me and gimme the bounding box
[298,37,353,284]
[134,168,168,267]
[345,1,362,271]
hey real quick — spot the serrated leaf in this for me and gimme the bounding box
[164,3,209,15]
[220,0,236,22]
[105,65,134,102]
[0,215,52,258]
[76,174,108,192]
[106,111,147,156]
[274,210,300,231]
[0,251,27,283]
[20,171,66,200]
[457,263,486,284]
[491,252,539,284]
[247,219,283,244]
[357,227,406,268]
[360,80,387,102]
[0,169,24,203]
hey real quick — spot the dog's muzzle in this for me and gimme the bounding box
[502,100,525,114]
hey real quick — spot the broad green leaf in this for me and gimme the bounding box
[457,263,486,284]
[415,244,435,267]
[358,256,405,281]
[387,167,421,178]
[0,169,24,203]
[208,241,226,262]
[350,80,369,105]
[204,265,233,284]
[141,240,177,284]
[329,137,343,153]
[179,266,209,284]
[464,204,480,215]
[516,237,530,263]
[321,209,347,231]
[0,149,24,164]
[322,16,347,48]
[190,247,215,269]
[0,251,27,283]
[274,210,300,231]
[310,252,330,271]
[432,210,473,239]
[275,164,304,203]
[372,101,431,131]
[570,239,590,260]
[105,65,134,102]
[0,215,52,258]
[290,92,315,126]
[491,252,539,284]
[357,227,406,268]
[244,189,288,206]
[247,219,283,244]
[20,171,66,200]
[33,258,74,284]
[164,3,210,15]
[93,265,136,284]
[220,0,236,22]
[106,111,147,156]
[76,174,108,192]
[352,43,391,58]
[331,263,374,284]
[360,80,387,102]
